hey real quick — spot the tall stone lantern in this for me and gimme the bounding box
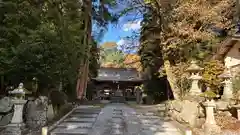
[202,99,221,134]
[186,60,203,95]
[200,88,221,134]
[5,83,31,135]
[218,69,233,101]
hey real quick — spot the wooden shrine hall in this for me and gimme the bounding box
[91,67,144,101]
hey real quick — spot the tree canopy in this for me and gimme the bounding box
[0,0,118,97]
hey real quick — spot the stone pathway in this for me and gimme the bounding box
[50,106,101,135]
[49,104,182,135]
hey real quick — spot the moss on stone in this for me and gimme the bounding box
[200,90,217,98]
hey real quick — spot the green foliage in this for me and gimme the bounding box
[100,42,125,67]
[202,60,224,92]
[200,90,217,99]
[89,40,100,78]
[139,8,163,78]
[0,0,117,96]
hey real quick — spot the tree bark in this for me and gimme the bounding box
[164,60,180,99]
[76,0,92,100]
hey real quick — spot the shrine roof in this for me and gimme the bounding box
[212,34,240,60]
[92,67,144,82]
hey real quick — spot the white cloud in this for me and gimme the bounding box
[122,20,141,32]
[117,39,140,53]
[117,39,125,46]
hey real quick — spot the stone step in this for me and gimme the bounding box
[70,114,99,118]
[51,128,89,135]
[51,133,88,135]
[74,108,101,112]
[112,123,124,129]
[112,116,123,118]
[56,122,93,128]
[111,128,124,135]
[64,117,96,123]
[72,111,100,114]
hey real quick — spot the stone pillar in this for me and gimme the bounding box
[189,74,202,95]
[222,79,233,100]
[219,69,233,101]
[97,91,101,98]
[42,127,48,135]
[136,88,141,104]
[32,77,38,96]
[10,99,27,124]
[203,100,221,134]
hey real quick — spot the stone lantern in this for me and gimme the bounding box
[6,83,31,134]
[218,69,233,101]
[202,99,221,134]
[199,88,221,134]
[186,60,203,95]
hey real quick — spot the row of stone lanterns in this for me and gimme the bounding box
[186,60,233,101]
[185,60,233,134]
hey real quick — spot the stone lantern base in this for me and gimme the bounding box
[202,100,221,135]
[203,124,221,135]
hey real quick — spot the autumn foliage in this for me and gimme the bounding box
[100,42,142,70]
[124,54,142,71]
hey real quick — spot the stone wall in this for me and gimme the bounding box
[167,99,205,128]
[25,96,48,130]
[0,97,14,126]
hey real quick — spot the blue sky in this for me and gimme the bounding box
[101,23,134,43]
[92,0,144,53]
[99,15,142,53]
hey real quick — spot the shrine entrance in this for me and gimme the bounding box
[91,67,143,102]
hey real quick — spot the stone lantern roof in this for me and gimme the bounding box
[218,69,232,79]
[9,83,32,95]
[186,60,203,72]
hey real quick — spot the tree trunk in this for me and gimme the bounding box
[76,0,92,100]
[164,60,180,99]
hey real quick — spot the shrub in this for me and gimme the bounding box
[202,60,224,93]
